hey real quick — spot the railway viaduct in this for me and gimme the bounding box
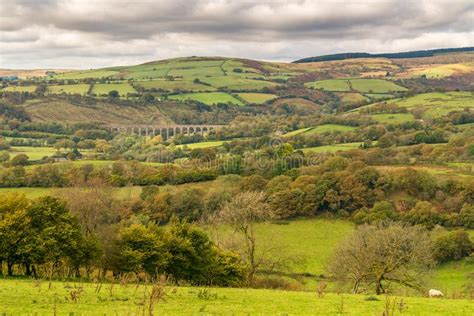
[108,124,224,138]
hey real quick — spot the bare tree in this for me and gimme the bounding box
[215,191,278,285]
[328,222,435,295]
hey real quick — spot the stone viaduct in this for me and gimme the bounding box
[108,124,224,138]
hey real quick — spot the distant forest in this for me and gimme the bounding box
[293,47,474,63]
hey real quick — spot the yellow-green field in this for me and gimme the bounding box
[285,124,357,137]
[135,79,216,92]
[305,78,407,93]
[1,279,472,315]
[369,113,416,124]
[2,85,37,93]
[302,142,363,153]
[9,146,58,160]
[93,83,136,96]
[169,92,244,106]
[47,84,90,95]
[236,93,278,104]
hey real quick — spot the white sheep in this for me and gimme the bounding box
[428,289,444,298]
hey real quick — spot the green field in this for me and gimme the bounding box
[305,79,351,92]
[169,92,244,106]
[236,93,277,104]
[1,279,471,315]
[53,70,119,80]
[176,140,226,149]
[2,85,37,93]
[9,146,58,160]
[370,113,416,124]
[48,84,90,95]
[306,78,407,93]
[135,79,216,92]
[92,83,136,96]
[302,142,363,153]
[337,92,368,104]
[202,76,278,90]
[0,186,142,200]
[349,78,407,93]
[408,63,474,78]
[376,92,474,119]
[285,124,357,137]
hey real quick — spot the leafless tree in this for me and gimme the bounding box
[328,222,435,295]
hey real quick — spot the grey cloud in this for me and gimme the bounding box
[0,0,473,68]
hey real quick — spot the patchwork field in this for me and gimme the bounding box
[285,124,357,137]
[135,79,216,92]
[202,76,278,90]
[403,63,474,78]
[2,85,37,93]
[236,93,278,104]
[374,92,474,119]
[9,146,58,160]
[369,113,416,124]
[92,83,136,96]
[169,92,244,106]
[301,142,364,153]
[47,84,90,95]
[53,70,119,80]
[305,78,407,94]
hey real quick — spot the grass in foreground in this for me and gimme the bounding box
[0,278,472,315]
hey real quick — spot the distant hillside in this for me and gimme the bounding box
[293,47,474,63]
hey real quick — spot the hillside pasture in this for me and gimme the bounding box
[2,85,37,93]
[284,124,357,137]
[92,83,136,96]
[378,92,474,119]
[47,84,90,95]
[168,92,244,106]
[404,63,474,78]
[305,79,351,92]
[369,113,416,124]
[337,92,368,104]
[202,76,278,90]
[135,79,216,92]
[9,146,58,160]
[236,93,277,104]
[301,142,363,153]
[53,70,119,80]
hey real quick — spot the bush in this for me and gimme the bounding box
[433,230,473,263]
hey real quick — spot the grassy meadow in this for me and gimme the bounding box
[301,142,364,153]
[0,278,472,315]
[305,78,407,94]
[169,92,245,106]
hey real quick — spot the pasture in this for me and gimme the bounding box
[9,146,58,160]
[92,83,136,96]
[176,140,226,149]
[301,142,363,153]
[369,113,416,124]
[168,92,244,106]
[0,279,471,315]
[201,76,278,90]
[305,78,407,93]
[2,85,37,93]
[47,84,90,95]
[285,124,357,137]
[236,93,277,104]
[53,70,119,80]
[135,79,216,92]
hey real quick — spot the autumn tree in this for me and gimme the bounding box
[328,222,435,294]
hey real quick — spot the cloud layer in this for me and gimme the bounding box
[1,0,473,68]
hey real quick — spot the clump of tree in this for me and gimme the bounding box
[328,222,435,294]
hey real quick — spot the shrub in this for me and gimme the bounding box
[433,230,473,263]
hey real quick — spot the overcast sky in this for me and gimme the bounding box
[1,0,473,69]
